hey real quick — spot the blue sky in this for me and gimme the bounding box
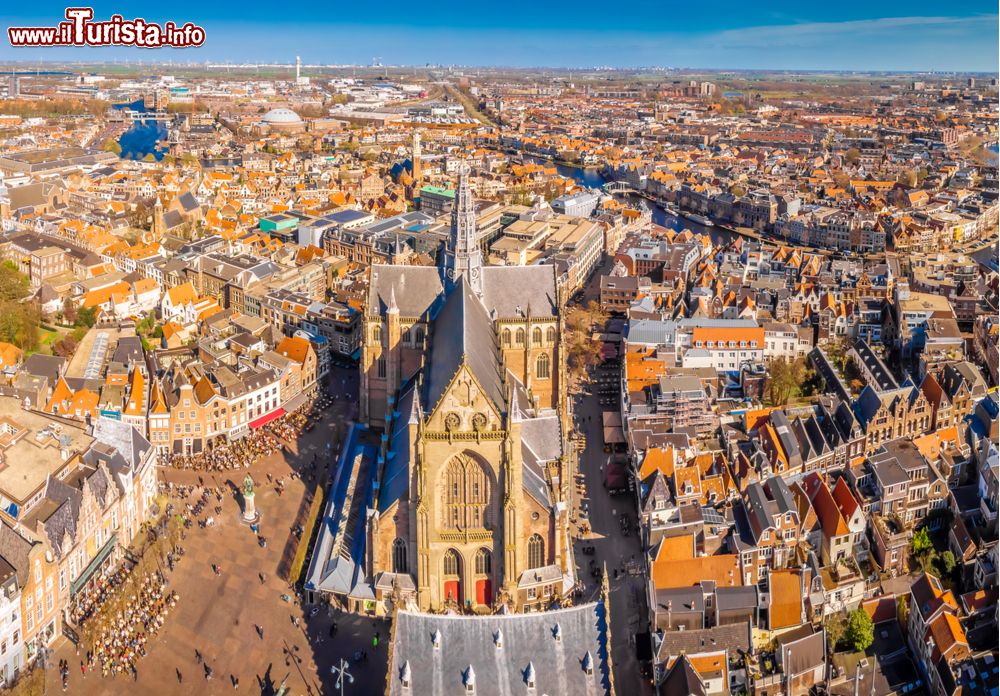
[2,1,997,71]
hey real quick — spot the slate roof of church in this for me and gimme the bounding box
[423,277,505,414]
[388,600,612,696]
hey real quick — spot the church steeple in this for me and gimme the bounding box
[443,162,483,297]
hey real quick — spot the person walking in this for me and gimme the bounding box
[176,668,183,684]
[80,661,85,677]
[195,649,202,664]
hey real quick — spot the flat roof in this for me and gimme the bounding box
[0,397,92,504]
[419,185,455,198]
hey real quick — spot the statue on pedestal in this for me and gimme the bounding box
[242,474,259,522]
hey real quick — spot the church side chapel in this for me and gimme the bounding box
[361,163,576,612]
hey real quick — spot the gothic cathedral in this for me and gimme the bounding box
[360,165,575,612]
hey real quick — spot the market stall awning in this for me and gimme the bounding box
[603,426,625,444]
[71,532,118,596]
[250,408,285,430]
[604,460,628,489]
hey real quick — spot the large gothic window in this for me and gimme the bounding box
[546,326,556,344]
[528,534,545,569]
[502,329,511,347]
[443,549,460,576]
[392,538,408,574]
[532,327,542,345]
[475,548,491,575]
[536,353,550,380]
[441,454,493,530]
[372,325,382,344]
[377,356,386,379]
[515,328,525,345]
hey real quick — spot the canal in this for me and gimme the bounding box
[526,155,736,246]
[113,100,168,161]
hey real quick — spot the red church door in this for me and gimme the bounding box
[475,579,492,606]
[444,580,461,604]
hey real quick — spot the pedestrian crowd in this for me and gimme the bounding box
[88,571,179,679]
[70,563,137,627]
[161,399,323,472]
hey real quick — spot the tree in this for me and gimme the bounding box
[766,357,807,406]
[911,527,933,556]
[897,169,917,188]
[52,335,77,358]
[102,138,122,155]
[844,148,860,165]
[62,297,78,325]
[824,612,847,651]
[845,607,874,652]
[0,262,29,301]
[76,306,98,328]
[938,550,956,575]
[0,302,40,352]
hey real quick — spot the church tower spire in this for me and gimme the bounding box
[443,162,483,297]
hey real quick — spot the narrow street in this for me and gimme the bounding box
[568,259,652,696]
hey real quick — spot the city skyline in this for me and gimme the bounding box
[1,2,997,71]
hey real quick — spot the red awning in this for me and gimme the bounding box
[250,408,285,429]
[604,460,628,489]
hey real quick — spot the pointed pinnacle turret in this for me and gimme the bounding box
[388,284,398,313]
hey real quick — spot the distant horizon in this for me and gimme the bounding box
[2,2,997,72]
[0,60,995,76]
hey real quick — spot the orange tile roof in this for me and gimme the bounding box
[913,426,959,462]
[651,554,741,590]
[639,446,677,479]
[804,473,849,538]
[654,534,695,562]
[275,336,312,365]
[928,612,967,662]
[831,477,860,520]
[768,569,804,629]
[690,326,764,346]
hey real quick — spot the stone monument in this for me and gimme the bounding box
[241,473,260,523]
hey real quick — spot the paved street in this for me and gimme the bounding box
[43,367,390,696]
[568,259,652,696]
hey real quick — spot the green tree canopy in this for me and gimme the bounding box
[912,527,933,556]
[845,607,874,652]
[76,306,98,328]
[938,550,956,575]
[0,262,29,302]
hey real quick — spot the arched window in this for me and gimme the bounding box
[532,327,542,346]
[441,454,493,530]
[502,329,511,347]
[443,549,460,577]
[402,328,411,345]
[528,534,545,569]
[392,538,408,574]
[515,328,525,345]
[372,325,382,344]
[474,548,491,575]
[536,353,550,380]
[546,326,556,344]
[377,356,386,379]
[415,327,425,345]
